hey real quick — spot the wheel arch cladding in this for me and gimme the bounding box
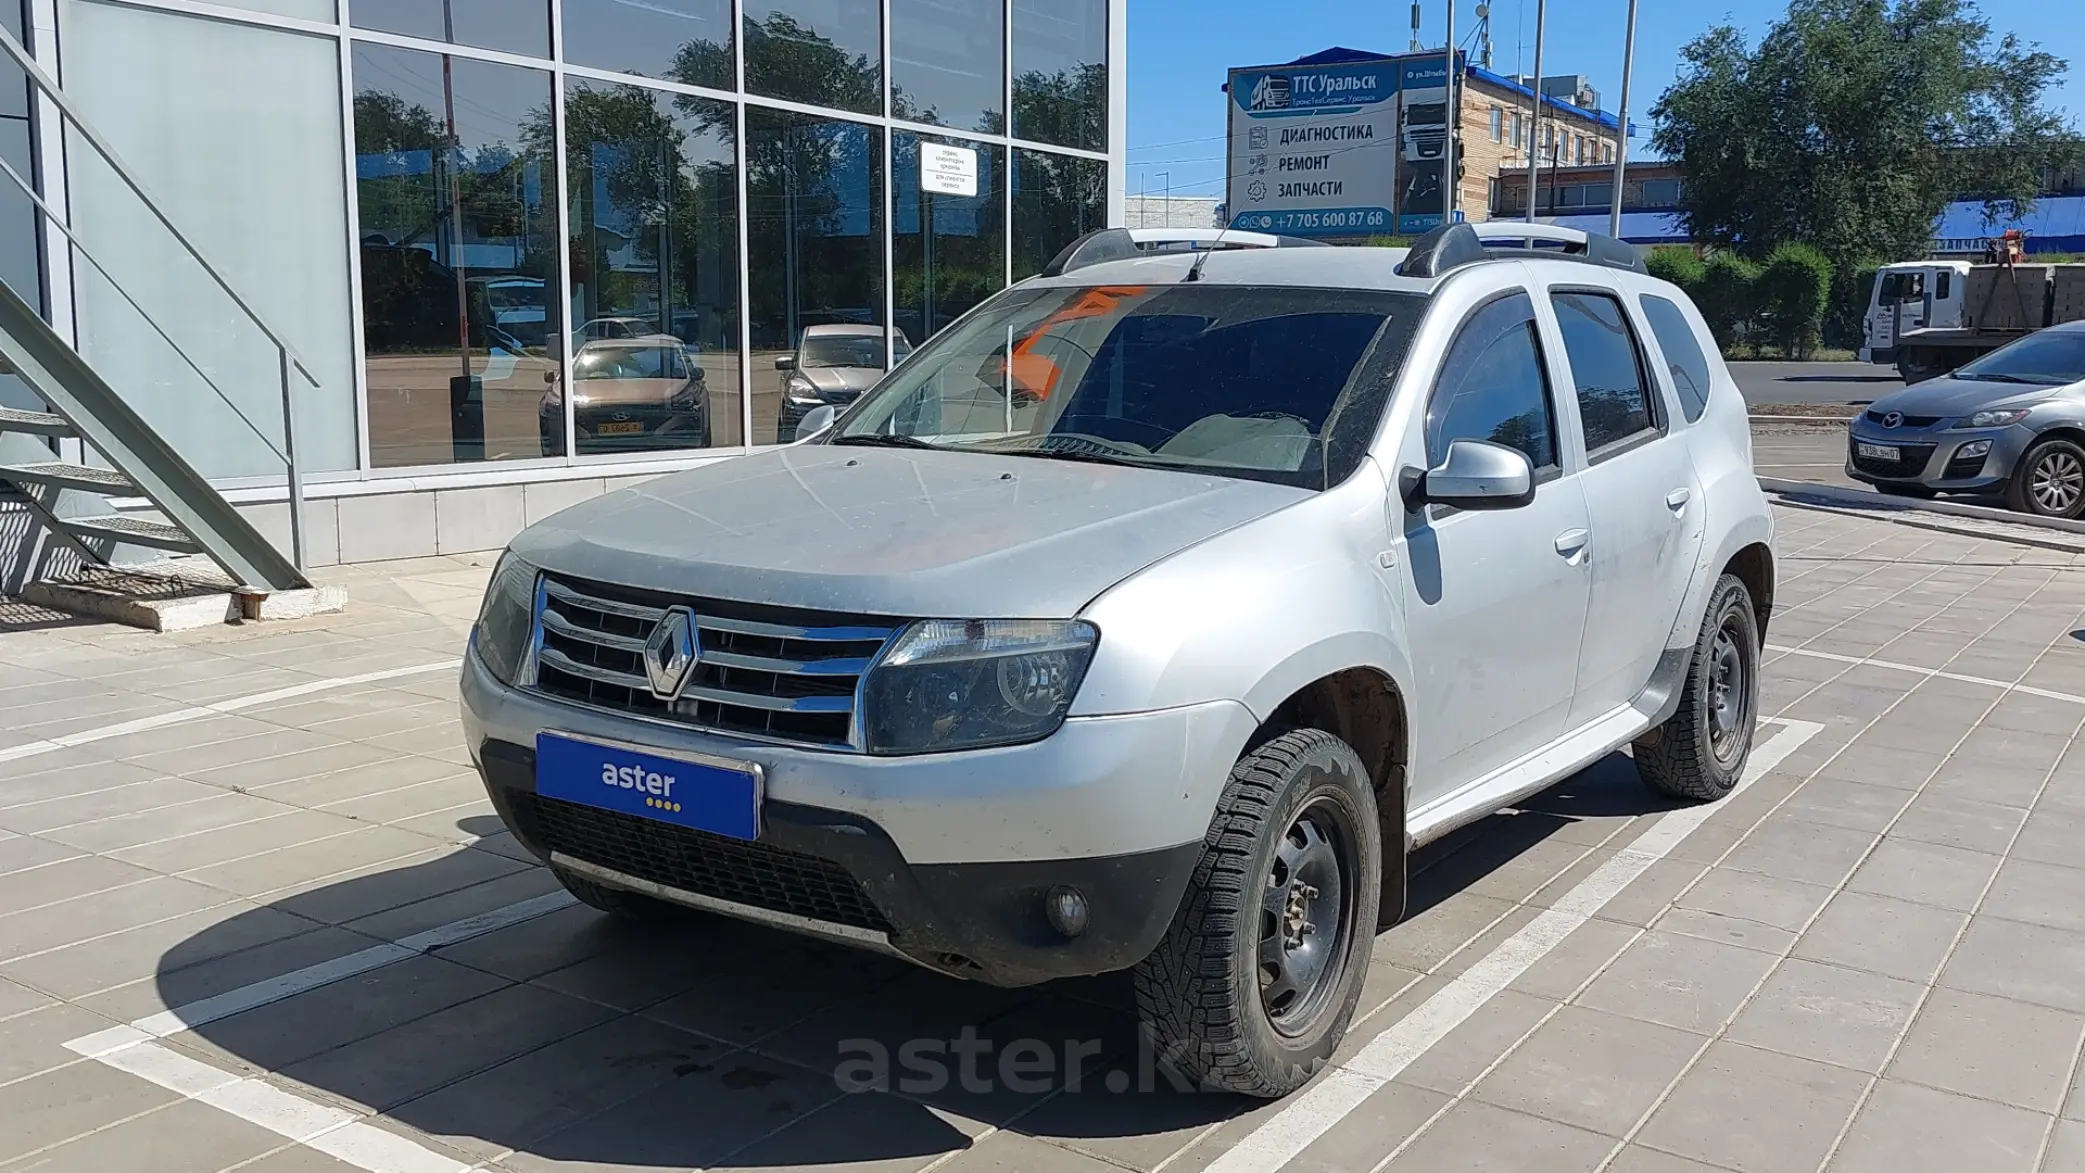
[1259,667,1409,923]
[1724,541,1775,640]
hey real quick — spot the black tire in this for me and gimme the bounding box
[1875,483,1937,499]
[551,864,687,922]
[2006,437,2085,519]
[1636,574,1761,802]
[1133,728,1382,1098]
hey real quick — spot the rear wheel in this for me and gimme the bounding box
[1635,575,1761,802]
[2006,437,2085,519]
[1134,728,1382,1098]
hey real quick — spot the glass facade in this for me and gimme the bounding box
[37,0,1115,483]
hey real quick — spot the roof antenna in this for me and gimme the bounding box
[1183,223,1236,282]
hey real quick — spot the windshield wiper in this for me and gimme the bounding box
[1966,372,2050,385]
[829,433,939,449]
[995,444,1149,469]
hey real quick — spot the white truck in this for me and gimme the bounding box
[1884,262,2085,383]
[1860,260,1969,370]
[1399,86,1449,162]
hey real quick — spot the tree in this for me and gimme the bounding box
[1651,0,2075,274]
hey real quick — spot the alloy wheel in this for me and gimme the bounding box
[2031,450,2085,514]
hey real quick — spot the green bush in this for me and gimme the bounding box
[1697,252,1764,352]
[1645,246,1707,297]
[1824,260,1882,352]
[1757,243,1835,359]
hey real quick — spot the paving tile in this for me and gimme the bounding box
[1508,916,1641,1002]
[2011,809,2085,871]
[1890,791,2029,854]
[1593,858,1709,926]
[1674,866,1835,934]
[0,778,223,835]
[1889,986,2084,1112]
[177,825,448,900]
[1381,987,1556,1095]
[1780,778,1915,833]
[1845,839,2001,912]
[1470,1004,1702,1137]
[385,1014,731,1162]
[1607,1146,1736,1173]
[1719,814,1877,888]
[1828,1079,2045,1173]
[0,853,159,916]
[1654,906,1798,955]
[426,902,628,982]
[1817,743,1944,790]
[0,875,241,961]
[641,920,915,1045]
[246,754,468,809]
[929,1130,1133,1173]
[75,922,382,1024]
[171,954,509,1072]
[1637,1040,1871,1173]
[2048,1119,2085,1173]
[1379,1098,1613,1172]
[1942,916,2085,1014]
[104,809,366,874]
[497,1050,842,1173]
[0,1056,182,1165]
[1576,930,1780,1034]
[282,982,618,1111]
[1981,858,2085,934]
[175,738,398,792]
[1726,958,1925,1074]
[269,843,529,928]
[0,972,54,1019]
[20,1096,287,1173]
[1793,891,1968,983]
[0,1000,127,1082]
[0,833,87,876]
[1372,891,1522,972]
[705,1089,992,1173]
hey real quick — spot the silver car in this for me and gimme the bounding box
[462,223,1775,1098]
[776,323,912,439]
[1847,321,2085,516]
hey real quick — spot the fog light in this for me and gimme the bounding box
[1044,886,1090,938]
[1958,440,1993,458]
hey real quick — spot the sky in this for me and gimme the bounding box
[1123,0,2084,201]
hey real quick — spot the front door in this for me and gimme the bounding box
[1397,289,1594,811]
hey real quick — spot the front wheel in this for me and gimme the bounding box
[1635,574,1761,802]
[2005,437,2085,519]
[1134,728,1382,1098]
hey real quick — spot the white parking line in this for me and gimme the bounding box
[0,659,461,768]
[1767,642,2085,704]
[1202,718,1822,1173]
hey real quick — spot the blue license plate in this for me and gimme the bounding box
[535,733,761,841]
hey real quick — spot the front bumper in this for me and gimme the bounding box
[459,649,1255,985]
[1844,422,2032,494]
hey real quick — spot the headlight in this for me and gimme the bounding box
[862,619,1099,754]
[1966,409,2030,428]
[786,375,819,402]
[472,552,538,686]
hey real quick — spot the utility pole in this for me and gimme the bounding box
[1443,0,1457,226]
[1608,0,1638,238]
[1523,0,1546,222]
[1159,170,1171,226]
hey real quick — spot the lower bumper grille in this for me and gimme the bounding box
[1850,440,1936,479]
[1944,448,1990,479]
[512,792,892,933]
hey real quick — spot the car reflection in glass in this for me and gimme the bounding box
[542,337,711,454]
[777,323,912,440]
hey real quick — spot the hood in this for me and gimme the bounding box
[1868,375,2069,419]
[795,366,882,397]
[566,378,693,409]
[509,444,1314,617]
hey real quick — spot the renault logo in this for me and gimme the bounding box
[1882,412,1904,429]
[644,608,697,700]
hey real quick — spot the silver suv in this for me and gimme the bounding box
[461,222,1775,1098]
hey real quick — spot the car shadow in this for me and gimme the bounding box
[151,747,1684,1168]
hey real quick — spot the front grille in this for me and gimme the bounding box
[529,576,898,748]
[1850,439,1936,479]
[1864,410,1942,428]
[513,793,892,932]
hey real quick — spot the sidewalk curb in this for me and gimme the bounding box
[1759,476,2085,554]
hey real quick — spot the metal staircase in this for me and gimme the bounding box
[0,24,312,596]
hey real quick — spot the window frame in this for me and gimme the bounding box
[1546,284,1664,465]
[1422,288,1566,489]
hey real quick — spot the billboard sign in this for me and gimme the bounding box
[1225,54,1457,238]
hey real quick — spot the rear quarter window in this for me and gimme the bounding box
[1640,294,1715,423]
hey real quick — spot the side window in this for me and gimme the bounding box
[1551,290,1658,456]
[1936,270,1952,299]
[1426,292,1558,472]
[1640,294,1714,423]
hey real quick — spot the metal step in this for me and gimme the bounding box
[0,460,137,496]
[58,513,201,554]
[0,405,72,437]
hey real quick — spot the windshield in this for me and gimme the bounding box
[832,284,1424,489]
[1404,103,1448,125]
[573,347,688,380]
[800,335,891,368]
[1955,330,2085,386]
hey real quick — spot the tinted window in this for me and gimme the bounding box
[744,1,882,114]
[1012,150,1106,279]
[1426,293,1557,470]
[891,0,1003,132]
[562,0,733,88]
[1012,0,1107,150]
[1936,270,1952,299]
[1640,295,1713,422]
[1551,291,1656,454]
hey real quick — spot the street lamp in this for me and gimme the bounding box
[1608,0,1639,238]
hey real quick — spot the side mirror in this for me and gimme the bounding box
[774,354,797,372]
[794,404,840,443]
[1407,439,1536,511]
[543,369,559,384]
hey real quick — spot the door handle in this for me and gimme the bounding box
[1666,488,1691,513]
[1554,529,1590,561]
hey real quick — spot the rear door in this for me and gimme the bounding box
[1538,281,1706,729]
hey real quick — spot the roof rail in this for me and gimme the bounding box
[1395,221,1646,279]
[1039,227,1329,277]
